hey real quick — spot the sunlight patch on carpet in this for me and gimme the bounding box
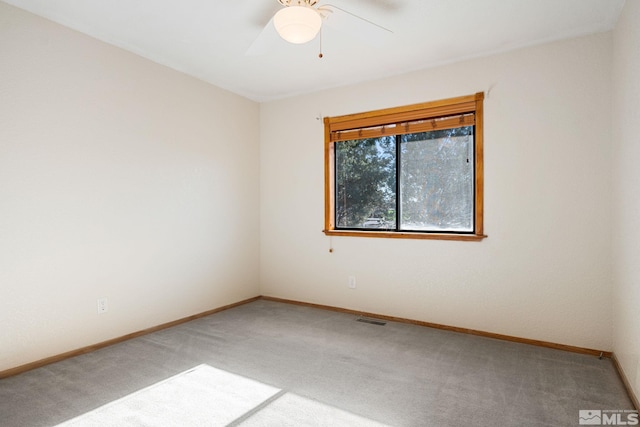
[55,364,390,426]
[239,393,390,426]
[56,364,280,426]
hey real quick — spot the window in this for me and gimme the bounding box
[324,92,486,241]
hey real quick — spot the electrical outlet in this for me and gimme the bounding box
[348,276,356,289]
[97,297,108,314]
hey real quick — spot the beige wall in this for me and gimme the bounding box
[0,3,261,371]
[612,0,640,401]
[260,32,613,351]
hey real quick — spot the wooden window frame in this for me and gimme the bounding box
[323,92,486,241]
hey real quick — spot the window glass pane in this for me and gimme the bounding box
[335,136,396,229]
[400,127,474,232]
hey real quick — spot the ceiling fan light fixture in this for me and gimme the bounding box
[273,6,322,44]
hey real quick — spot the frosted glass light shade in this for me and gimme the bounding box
[273,6,322,44]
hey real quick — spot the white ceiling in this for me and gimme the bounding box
[3,0,625,102]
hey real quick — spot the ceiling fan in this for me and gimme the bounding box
[247,0,393,57]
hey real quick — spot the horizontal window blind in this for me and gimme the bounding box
[325,93,483,143]
[330,113,475,142]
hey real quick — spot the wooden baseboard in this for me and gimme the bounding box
[260,296,612,358]
[612,353,640,411]
[1,293,623,391]
[0,296,261,379]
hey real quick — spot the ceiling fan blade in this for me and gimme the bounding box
[320,4,392,44]
[252,1,282,27]
[245,17,280,56]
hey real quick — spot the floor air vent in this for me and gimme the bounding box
[356,317,387,326]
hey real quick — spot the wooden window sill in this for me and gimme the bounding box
[323,229,487,241]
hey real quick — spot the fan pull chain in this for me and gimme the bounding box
[318,28,324,59]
